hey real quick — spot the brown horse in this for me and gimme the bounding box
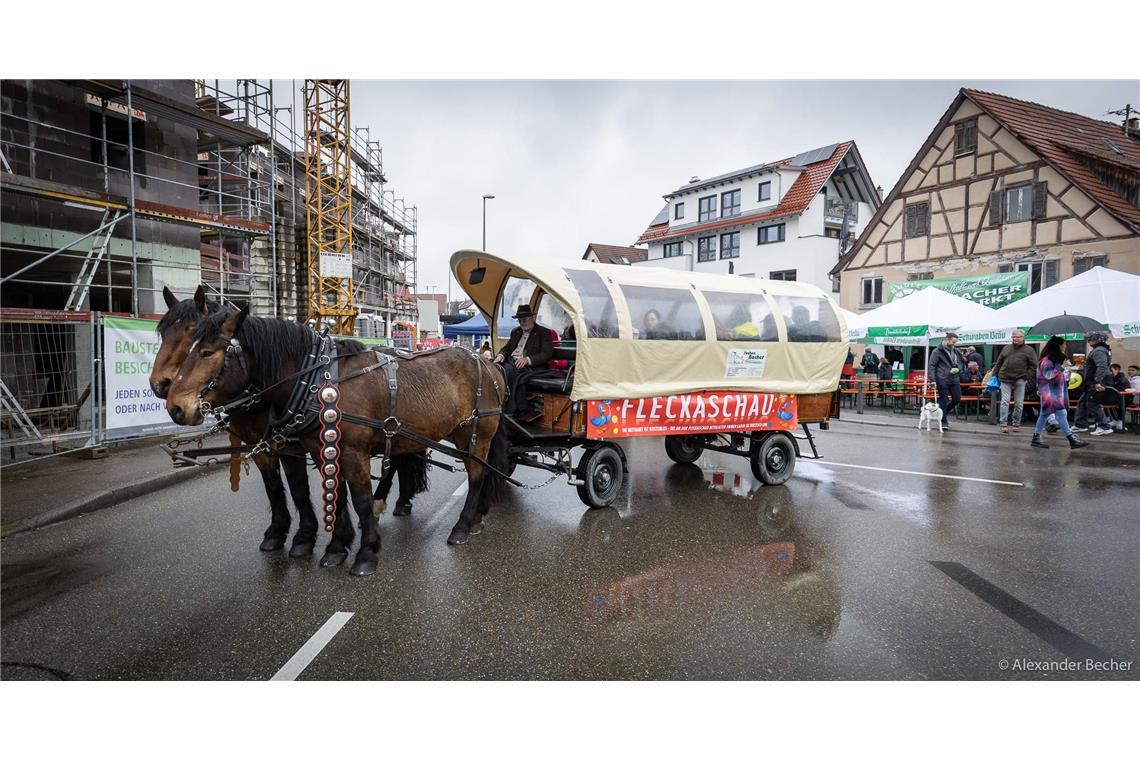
[150,287,428,558]
[164,304,508,575]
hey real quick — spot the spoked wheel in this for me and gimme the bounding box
[576,444,626,509]
[664,435,704,464]
[750,433,796,485]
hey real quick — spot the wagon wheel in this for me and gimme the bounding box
[750,433,796,485]
[664,435,704,464]
[576,444,625,509]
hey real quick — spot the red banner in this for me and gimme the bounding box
[586,392,798,440]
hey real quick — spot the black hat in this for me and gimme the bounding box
[513,304,536,319]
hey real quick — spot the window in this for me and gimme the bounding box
[825,227,840,239]
[89,110,146,174]
[697,236,716,263]
[720,189,741,218]
[563,269,618,338]
[775,295,842,343]
[719,231,740,259]
[497,276,537,338]
[619,285,706,341]
[955,118,978,155]
[769,270,797,281]
[904,202,930,238]
[1004,185,1034,223]
[674,202,685,220]
[831,276,841,293]
[757,223,785,244]
[758,181,771,202]
[663,241,685,258]
[536,291,573,340]
[699,195,717,222]
[990,182,1046,225]
[907,272,934,281]
[1072,256,1107,275]
[703,291,779,341]
[861,276,884,307]
[1015,260,1060,294]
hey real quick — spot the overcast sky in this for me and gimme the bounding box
[279,80,1136,303]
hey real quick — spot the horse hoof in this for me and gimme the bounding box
[288,542,315,558]
[319,551,348,568]
[350,558,378,576]
[447,528,469,546]
[469,520,485,535]
[259,535,286,552]
[372,499,387,516]
[393,501,412,517]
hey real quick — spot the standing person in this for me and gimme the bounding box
[992,330,1037,434]
[493,304,553,415]
[860,347,879,374]
[928,332,965,429]
[965,346,984,368]
[1031,336,1088,449]
[1072,331,1114,436]
[877,356,894,382]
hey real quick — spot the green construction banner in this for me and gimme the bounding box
[888,272,1030,308]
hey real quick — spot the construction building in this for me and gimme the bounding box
[0,79,418,458]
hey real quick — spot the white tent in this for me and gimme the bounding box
[957,266,1140,342]
[846,286,999,346]
[839,307,862,335]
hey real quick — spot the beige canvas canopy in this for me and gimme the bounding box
[451,250,848,401]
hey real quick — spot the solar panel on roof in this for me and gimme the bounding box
[790,143,838,167]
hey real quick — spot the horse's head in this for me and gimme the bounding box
[151,285,212,400]
[166,302,252,426]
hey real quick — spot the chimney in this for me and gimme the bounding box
[690,175,700,183]
[1127,117,1139,137]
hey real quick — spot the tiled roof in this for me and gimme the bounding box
[635,142,854,245]
[832,90,1140,277]
[962,89,1140,227]
[585,243,649,265]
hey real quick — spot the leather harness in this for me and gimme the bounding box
[195,329,504,533]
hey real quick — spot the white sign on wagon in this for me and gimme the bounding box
[725,348,767,378]
[319,252,353,278]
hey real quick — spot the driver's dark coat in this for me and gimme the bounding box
[496,324,553,369]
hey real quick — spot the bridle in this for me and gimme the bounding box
[192,335,248,417]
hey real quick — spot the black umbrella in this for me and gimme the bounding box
[1028,312,1106,337]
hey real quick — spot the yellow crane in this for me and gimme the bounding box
[303,79,356,334]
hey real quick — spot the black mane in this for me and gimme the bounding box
[156,298,223,334]
[192,312,370,389]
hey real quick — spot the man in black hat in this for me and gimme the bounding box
[493,304,553,415]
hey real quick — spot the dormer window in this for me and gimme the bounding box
[674,202,684,220]
[699,195,717,222]
[758,181,771,202]
[720,189,740,218]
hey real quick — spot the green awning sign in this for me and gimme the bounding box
[888,272,1030,308]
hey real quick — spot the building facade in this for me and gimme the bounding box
[634,142,881,294]
[833,89,1140,314]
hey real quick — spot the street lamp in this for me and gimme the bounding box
[482,194,495,251]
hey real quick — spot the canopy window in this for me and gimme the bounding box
[703,290,780,342]
[497,275,536,338]
[537,290,573,338]
[774,295,842,343]
[562,269,618,339]
[619,284,706,341]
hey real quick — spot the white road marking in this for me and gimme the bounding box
[804,460,1024,487]
[270,611,354,681]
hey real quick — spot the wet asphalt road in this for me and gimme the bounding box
[2,421,1138,680]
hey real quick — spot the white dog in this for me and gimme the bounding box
[918,401,944,432]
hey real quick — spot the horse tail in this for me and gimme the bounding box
[478,419,511,513]
[401,453,431,496]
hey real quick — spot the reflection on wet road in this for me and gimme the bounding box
[2,422,1137,679]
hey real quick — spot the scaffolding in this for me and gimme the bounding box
[0,78,418,458]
